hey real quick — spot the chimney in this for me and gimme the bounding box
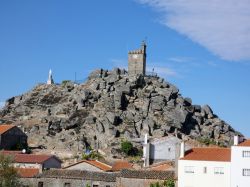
[180,141,185,158]
[38,165,43,174]
[143,133,150,167]
[234,135,239,146]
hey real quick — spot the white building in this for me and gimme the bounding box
[231,138,250,187]
[178,145,231,187]
[142,134,190,167]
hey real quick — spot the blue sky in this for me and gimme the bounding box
[0,0,250,136]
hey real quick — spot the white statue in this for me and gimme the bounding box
[47,69,54,85]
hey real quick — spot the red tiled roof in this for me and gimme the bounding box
[1,151,62,164]
[111,160,133,171]
[0,125,15,134]
[238,139,250,146]
[14,154,53,164]
[64,160,112,171]
[1,150,22,154]
[180,148,231,162]
[16,168,39,178]
[147,162,174,171]
[85,160,111,171]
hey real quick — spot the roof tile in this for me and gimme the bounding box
[1,151,61,164]
[147,161,174,171]
[181,147,231,162]
[111,160,133,171]
[238,139,250,147]
[0,125,15,134]
[16,168,39,178]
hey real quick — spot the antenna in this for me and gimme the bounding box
[144,36,148,44]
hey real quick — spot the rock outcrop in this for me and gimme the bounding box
[0,68,240,157]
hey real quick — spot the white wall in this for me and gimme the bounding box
[231,146,250,187]
[13,163,40,169]
[178,160,230,187]
[150,137,180,161]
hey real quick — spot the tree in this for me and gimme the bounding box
[150,180,175,187]
[163,179,175,187]
[0,154,21,187]
[121,140,133,156]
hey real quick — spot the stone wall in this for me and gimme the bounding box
[117,178,165,187]
[21,178,116,187]
[22,169,118,187]
[20,169,175,187]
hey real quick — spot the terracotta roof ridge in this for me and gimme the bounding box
[94,160,112,168]
[86,160,111,170]
[192,147,231,150]
[63,160,86,169]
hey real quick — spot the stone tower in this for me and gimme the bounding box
[128,41,146,76]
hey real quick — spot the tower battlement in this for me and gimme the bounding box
[128,41,146,76]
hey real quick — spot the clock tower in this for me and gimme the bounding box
[128,41,146,76]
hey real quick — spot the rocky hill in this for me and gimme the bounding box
[0,68,240,158]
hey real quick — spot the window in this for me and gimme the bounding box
[93,185,99,187]
[64,183,71,187]
[184,166,194,173]
[214,167,224,174]
[243,151,250,157]
[243,169,250,176]
[203,167,207,174]
[38,182,43,187]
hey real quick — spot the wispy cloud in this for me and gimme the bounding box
[168,57,194,63]
[147,65,178,78]
[136,0,250,61]
[110,59,128,70]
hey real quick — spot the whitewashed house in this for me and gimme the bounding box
[178,142,231,187]
[231,137,250,187]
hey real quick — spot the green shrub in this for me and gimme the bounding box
[197,137,216,146]
[121,140,143,157]
[61,80,71,87]
[82,150,103,160]
[150,180,175,187]
[121,140,133,156]
[163,179,175,187]
[85,183,91,187]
